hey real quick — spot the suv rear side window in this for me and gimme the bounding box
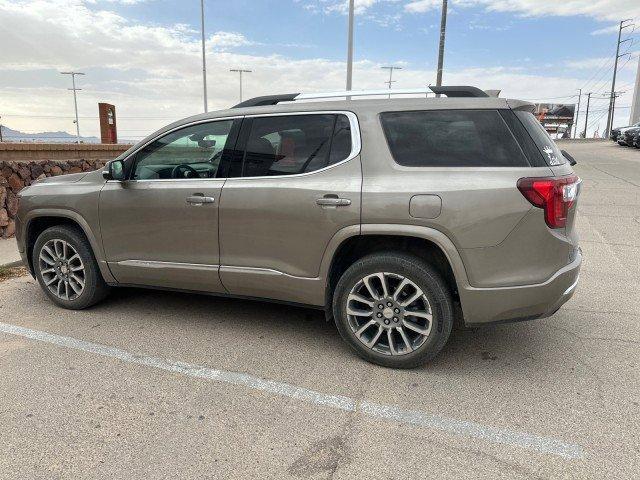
[514,111,566,166]
[380,110,529,167]
[241,114,352,177]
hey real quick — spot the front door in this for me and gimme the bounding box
[99,118,239,292]
[218,112,362,304]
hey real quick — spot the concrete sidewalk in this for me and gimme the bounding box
[0,238,22,267]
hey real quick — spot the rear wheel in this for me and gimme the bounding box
[332,253,453,369]
[33,225,110,309]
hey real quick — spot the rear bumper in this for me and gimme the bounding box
[459,249,582,326]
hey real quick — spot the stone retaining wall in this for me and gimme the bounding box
[0,159,107,238]
[0,142,130,162]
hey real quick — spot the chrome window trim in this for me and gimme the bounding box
[111,111,361,183]
[233,110,361,181]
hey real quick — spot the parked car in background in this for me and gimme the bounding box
[633,130,640,149]
[15,86,582,369]
[611,123,640,142]
[619,126,640,146]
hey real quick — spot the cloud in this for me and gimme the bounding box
[404,0,441,13]
[0,0,636,140]
[403,0,640,22]
[591,24,622,35]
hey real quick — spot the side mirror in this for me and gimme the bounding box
[103,160,125,181]
[561,150,577,167]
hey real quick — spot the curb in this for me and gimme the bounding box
[0,260,24,268]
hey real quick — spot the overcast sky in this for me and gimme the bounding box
[1,0,639,140]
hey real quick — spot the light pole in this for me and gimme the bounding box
[200,0,208,112]
[381,66,402,98]
[60,71,85,143]
[435,0,448,96]
[230,69,252,103]
[346,0,355,91]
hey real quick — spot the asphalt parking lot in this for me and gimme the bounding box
[1,141,638,479]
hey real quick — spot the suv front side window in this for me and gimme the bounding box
[240,114,353,177]
[132,120,234,180]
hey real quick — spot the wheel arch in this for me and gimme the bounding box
[23,209,114,283]
[321,224,470,319]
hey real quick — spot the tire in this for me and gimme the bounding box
[332,252,454,369]
[32,225,110,309]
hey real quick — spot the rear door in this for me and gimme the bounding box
[218,112,361,305]
[99,118,240,292]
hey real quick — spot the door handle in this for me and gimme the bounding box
[316,196,351,207]
[186,195,215,205]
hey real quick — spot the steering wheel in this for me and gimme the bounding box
[171,164,200,179]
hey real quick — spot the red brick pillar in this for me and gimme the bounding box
[99,103,117,144]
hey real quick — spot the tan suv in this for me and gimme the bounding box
[16,86,582,368]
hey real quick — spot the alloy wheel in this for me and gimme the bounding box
[346,272,433,356]
[38,239,86,301]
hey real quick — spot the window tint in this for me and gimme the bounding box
[241,114,352,177]
[329,115,352,164]
[380,110,529,167]
[499,110,547,167]
[514,111,566,166]
[133,120,234,180]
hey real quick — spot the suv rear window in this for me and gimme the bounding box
[380,110,529,168]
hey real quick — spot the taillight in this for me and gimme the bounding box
[517,175,580,229]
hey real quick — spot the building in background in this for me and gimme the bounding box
[534,103,576,139]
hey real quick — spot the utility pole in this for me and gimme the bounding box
[60,71,85,144]
[381,66,402,98]
[230,69,252,103]
[200,0,208,112]
[605,19,634,137]
[435,0,448,96]
[630,56,640,125]
[583,92,592,138]
[0,115,3,142]
[573,89,582,138]
[346,0,355,91]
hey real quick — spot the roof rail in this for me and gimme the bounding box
[232,85,489,108]
[233,93,299,108]
[296,88,431,100]
[429,86,489,98]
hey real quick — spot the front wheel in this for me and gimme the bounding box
[33,225,110,310]
[332,253,454,369]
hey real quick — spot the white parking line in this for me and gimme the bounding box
[0,321,585,459]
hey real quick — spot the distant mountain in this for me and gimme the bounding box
[0,125,100,144]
